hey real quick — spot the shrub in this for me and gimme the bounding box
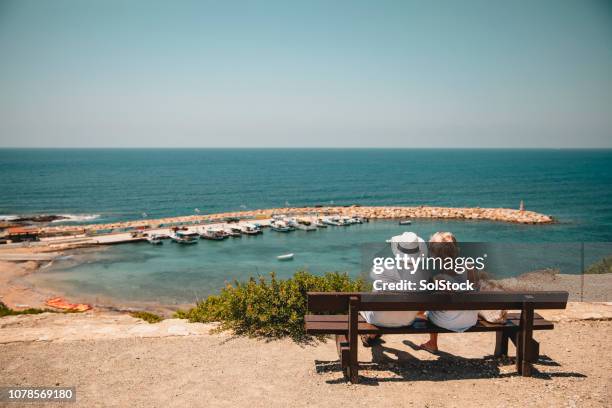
[175,271,365,341]
[0,301,54,317]
[130,311,164,323]
[585,256,612,275]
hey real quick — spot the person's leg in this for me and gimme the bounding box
[420,333,438,353]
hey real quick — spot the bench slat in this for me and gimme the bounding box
[307,291,569,313]
[304,312,544,322]
[304,314,554,335]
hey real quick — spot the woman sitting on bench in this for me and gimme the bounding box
[360,231,429,347]
[420,232,478,353]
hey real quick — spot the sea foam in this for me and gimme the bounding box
[52,214,101,223]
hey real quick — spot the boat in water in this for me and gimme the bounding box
[146,234,164,245]
[313,219,328,228]
[321,216,343,226]
[241,223,263,235]
[277,253,294,261]
[270,220,293,232]
[200,229,228,241]
[225,227,242,237]
[399,220,412,225]
[170,231,199,244]
[289,218,317,231]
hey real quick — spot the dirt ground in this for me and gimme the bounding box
[1,318,610,408]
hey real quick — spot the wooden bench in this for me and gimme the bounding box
[305,291,569,383]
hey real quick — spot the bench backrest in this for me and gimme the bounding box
[307,291,569,313]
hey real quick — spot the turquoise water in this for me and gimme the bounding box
[2,149,611,303]
[2,148,611,241]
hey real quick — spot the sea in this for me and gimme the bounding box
[1,148,611,305]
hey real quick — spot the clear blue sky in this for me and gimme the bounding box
[0,0,610,148]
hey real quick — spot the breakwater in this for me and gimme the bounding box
[36,206,553,234]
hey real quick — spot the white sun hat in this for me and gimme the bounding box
[386,231,428,258]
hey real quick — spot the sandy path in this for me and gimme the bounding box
[1,316,610,407]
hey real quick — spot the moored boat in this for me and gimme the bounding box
[399,220,412,225]
[321,217,343,226]
[313,219,328,228]
[270,220,293,232]
[290,218,317,231]
[225,227,242,237]
[171,231,199,244]
[200,229,228,240]
[146,234,164,245]
[241,223,263,235]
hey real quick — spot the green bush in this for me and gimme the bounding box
[585,256,612,274]
[176,271,365,341]
[130,311,164,323]
[0,301,54,317]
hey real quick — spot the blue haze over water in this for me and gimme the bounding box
[1,149,611,304]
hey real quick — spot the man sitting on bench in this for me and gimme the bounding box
[420,232,479,353]
[360,231,429,346]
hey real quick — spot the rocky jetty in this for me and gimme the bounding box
[33,205,553,235]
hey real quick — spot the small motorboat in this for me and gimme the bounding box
[340,216,354,226]
[313,219,328,228]
[225,228,242,238]
[277,253,294,261]
[270,220,293,232]
[399,220,412,225]
[200,229,227,240]
[147,234,163,245]
[171,231,199,244]
[287,219,316,231]
[322,217,343,226]
[241,224,262,235]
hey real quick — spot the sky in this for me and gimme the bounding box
[0,0,611,148]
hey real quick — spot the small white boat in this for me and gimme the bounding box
[322,217,343,226]
[277,253,294,261]
[313,220,327,228]
[225,227,242,237]
[171,231,199,244]
[399,220,412,225]
[287,219,316,231]
[270,220,293,232]
[340,216,354,226]
[147,234,163,245]
[200,229,227,241]
[241,224,262,235]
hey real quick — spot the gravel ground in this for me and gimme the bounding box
[1,319,610,408]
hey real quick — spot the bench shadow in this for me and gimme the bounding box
[314,341,586,385]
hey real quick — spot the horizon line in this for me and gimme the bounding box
[1,146,611,150]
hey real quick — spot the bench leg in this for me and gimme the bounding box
[335,334,350,378]
[526,339,540,362]
[515,331,523,375]
[348,296,359,384]
[520,303,535,377]
[494,330,510,357]
[511,331,539,372]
